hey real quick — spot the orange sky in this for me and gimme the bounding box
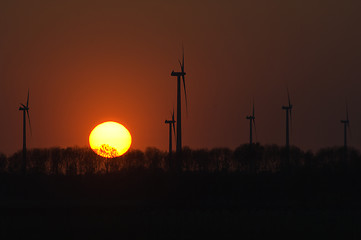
[1,0,361,155]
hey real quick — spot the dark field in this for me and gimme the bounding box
[1,169,360,239]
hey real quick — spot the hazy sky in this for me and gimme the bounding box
[1,0,361,156]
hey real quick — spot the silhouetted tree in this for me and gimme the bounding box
[210,148,232,172]
[260,145,281,172]
[145,147,164,170]
[0,153,7,173]
[181,146,192,171]
[28,148,49,174]
[314,147,340,170]
[346,147,361,173]
[289,146,305,170]
[191,149,209,172]
[7,151,22,174]
[50,147,63,175]
[64,147,78,175]
[1,144,360,175]
[234,144,252,172]
[72,147,96,175]
[123,149,145,169]
[107,156,122,173]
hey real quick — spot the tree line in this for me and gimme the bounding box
[0,144,359,175]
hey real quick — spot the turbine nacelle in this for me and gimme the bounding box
[165,120,176,124]
[341,102,350,127]
[19,90,32,135]
[171,71,186,77]
[165,109,176,135]
[283,87,293,116]
[282,105,292,110]
[19,104,29,111]
[341,120,349,125]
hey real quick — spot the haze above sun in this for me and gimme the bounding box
[89,121,132,158]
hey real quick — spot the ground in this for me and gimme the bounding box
[0,169,360,239]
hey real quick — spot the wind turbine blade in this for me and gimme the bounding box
[290,108,292,122]
[252,99,255,117]
[287,87,293,135]
[27,89,29,108]
[182,75,188,115]
[172,109,175,134]
[346,101,351,139]
[346,101,349,122]
[289,109,293,138]
[287,87,291,107]
[26,110,32,136]
[181,44,184,73]
[253,119,257,142]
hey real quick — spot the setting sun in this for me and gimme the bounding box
[89,121,132,158]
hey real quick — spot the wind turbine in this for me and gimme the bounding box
[171,46,187,153]
[165,110,176,156]
[19,89,32,175]
[282,88,293,168]
[246,100,256,145]
[341,102,350,150]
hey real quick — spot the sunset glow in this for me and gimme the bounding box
[89,121,132,158]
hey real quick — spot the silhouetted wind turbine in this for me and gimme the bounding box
[19,90,32,175]
[171,46,187,153]
[282,89,293,147]
[282,88,293,168]
[341,102,350,150]
[165,110,176,156]
[246,100,256,145]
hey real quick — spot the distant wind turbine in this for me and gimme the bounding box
[246,100,256,145]
[171,46,188,153]
[341,102,350,150]
[282,88,293,168]
[165,110,176,156]
[19,90,32,175]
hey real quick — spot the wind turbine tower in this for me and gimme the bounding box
[282,89,293,168]
[341,103,350,150]
[171,47,187,154]
[165,110,176,156]
[246,100,256,145]
[282,89,293,148]
[19,90,31,175]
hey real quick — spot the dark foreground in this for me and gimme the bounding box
[0,169,360,239]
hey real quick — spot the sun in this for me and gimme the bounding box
[89,121,132,158]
